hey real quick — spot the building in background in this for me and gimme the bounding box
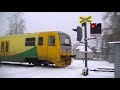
[95,48,102,60]
[73,45,93,60]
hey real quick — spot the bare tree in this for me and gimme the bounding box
[6,12,26,36]
[89,37,100,59]
[100,12,120,59]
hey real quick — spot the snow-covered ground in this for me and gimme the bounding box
[0,59,114,78]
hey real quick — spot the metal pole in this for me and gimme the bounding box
[102,37,103,59]
[84,22,87,67]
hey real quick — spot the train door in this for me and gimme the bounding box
[37,33,48,60]
[4,41,9,57]
[47,32,59,60]
[1,41,5,57]
[0,41,9,60]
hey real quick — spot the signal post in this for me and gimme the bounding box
[73,16,101,76]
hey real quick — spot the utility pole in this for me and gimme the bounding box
[81,22,89,76]
[101,37,103,60]
[82,22,88,68]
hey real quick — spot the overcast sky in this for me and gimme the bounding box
[0,12,104,47]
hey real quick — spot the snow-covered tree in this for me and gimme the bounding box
[6,12,26,36]
[100,12,120,59]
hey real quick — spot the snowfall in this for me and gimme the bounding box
[0,59,114,78]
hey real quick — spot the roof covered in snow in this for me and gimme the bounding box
[108,41,120,44]
[75,46,93,52]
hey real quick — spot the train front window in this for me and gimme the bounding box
[58,33,71,46]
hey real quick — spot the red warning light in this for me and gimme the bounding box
[91,24,95,28]
[90,23,101,34]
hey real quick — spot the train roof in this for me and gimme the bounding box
[0,31,69,39]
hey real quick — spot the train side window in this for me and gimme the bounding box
[25,37,35,46]
[49,36,55,46]
[38,37,43,46]
[6,42,9,52]
[1,42,4,52]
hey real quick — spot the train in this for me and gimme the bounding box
[0,31,75,67]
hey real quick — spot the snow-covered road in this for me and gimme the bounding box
[0,59,114,78]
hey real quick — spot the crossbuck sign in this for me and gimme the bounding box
[79,16,92,24]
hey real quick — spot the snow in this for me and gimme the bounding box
[76,46,93,52]
[0,59,114,78]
